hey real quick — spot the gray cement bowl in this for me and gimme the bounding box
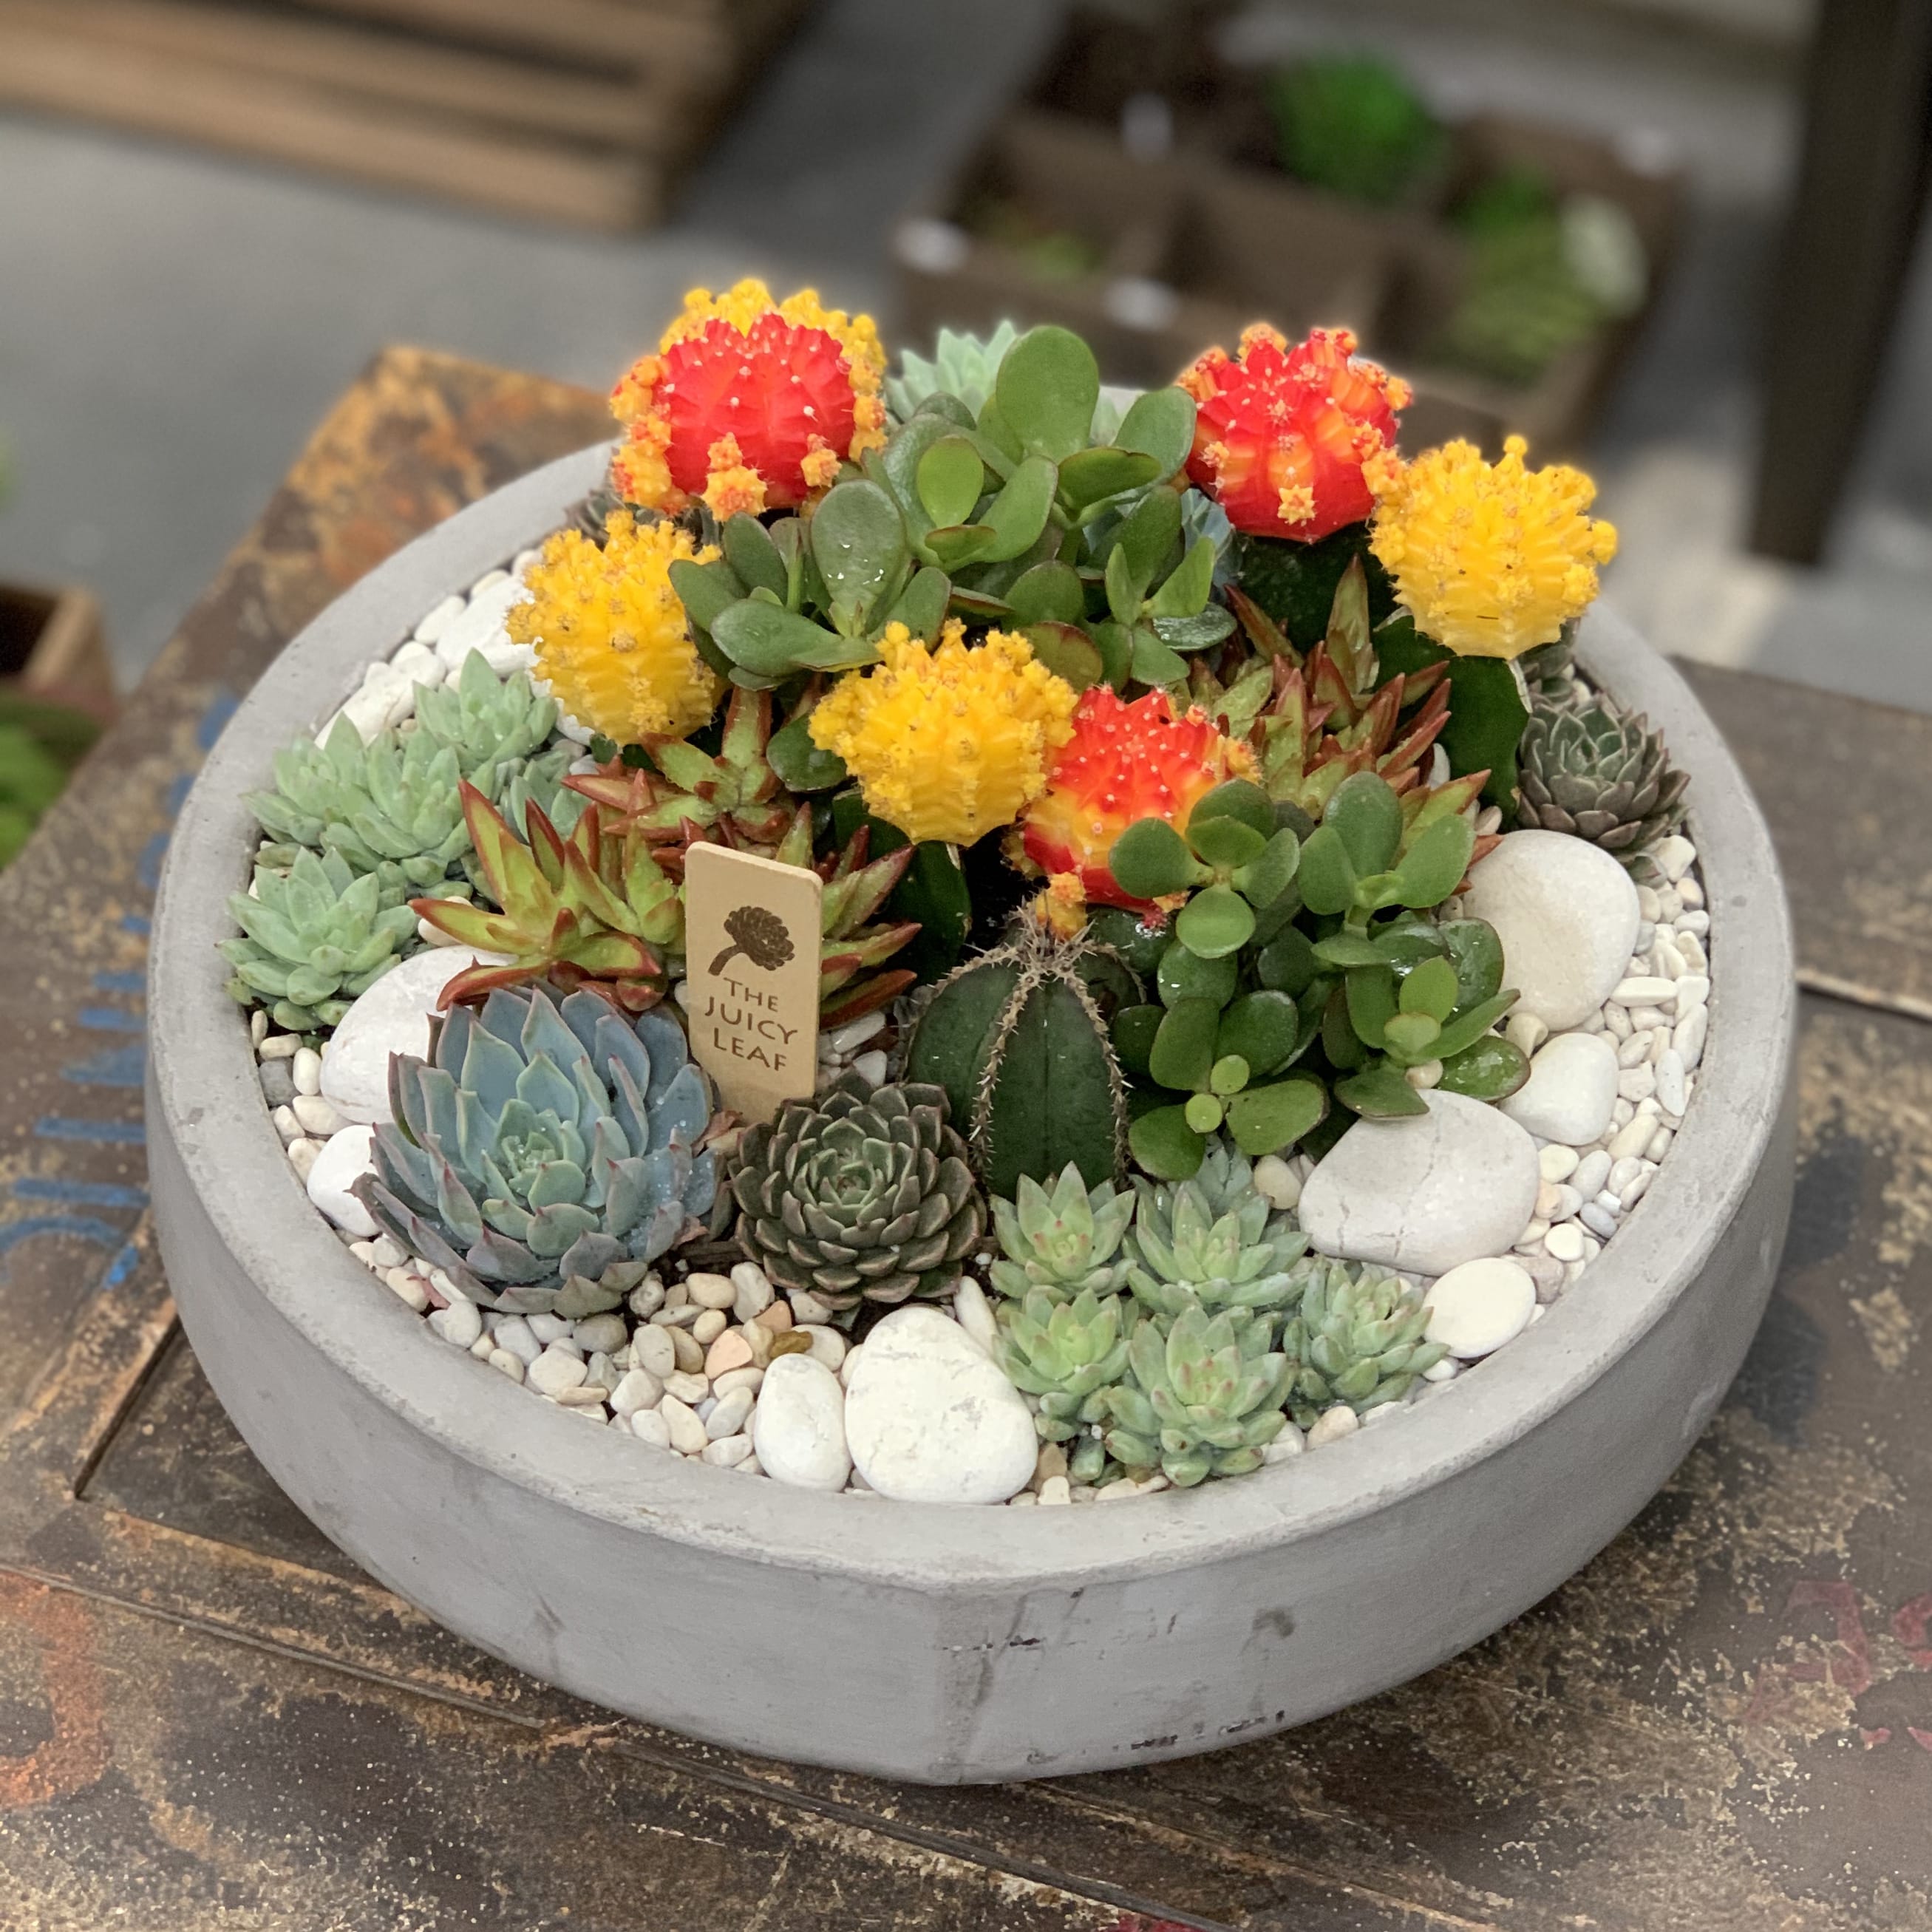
[148,444,1796,1784]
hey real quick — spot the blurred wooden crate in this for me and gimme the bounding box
[0,0,810,230]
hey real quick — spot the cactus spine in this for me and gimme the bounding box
[904,916,1130,1201]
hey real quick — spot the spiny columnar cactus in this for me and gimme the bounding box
[355,983,716,1308]
[1280,1256,1446,1428]
[903,916,1131,1200]
[1104,1307,1292,1486]
[221,846,418,1033]
[989,1162,1135,1302]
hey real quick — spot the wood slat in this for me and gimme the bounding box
[0,13,661,230]
[0,0,659,146]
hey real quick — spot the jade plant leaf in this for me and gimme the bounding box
[722,514,787,599]
[1186,815,1267,871]
[1345,965,1398,1050]
[1129,629,1190,687]
[1296,824,1358,917]
[767,715,847,791]
[1147,537,1217,620]
[1325,772,1404,877]
[668,557,744,633]
[1109,817,1201,899]
[1058,446,1163,511]
[1116,384,1197,478]
[1189,778,1276,840]
[979,455,1059,561]
[885,565,950,642]
[811,480,909,632]
[1399,955,1460,1023]
[1436,1034,1530,1101]
[1335,1060,1429,1117]
[712,602,875,678]
[1231,828,1300,909]
[1112,485,1184,591]
[1381,1011,1442,1060]
[1150,997,1221,1091]
[1440,919,1505,1007]
[1429,990,1520,1059]
[1157,942,1238,1010]
[1225,1075,1327,1156]
[1174,883,1256,959]
[1129,1104,1207,1180]
[1216,990,1302,1077]
[916,435,985,530]
[1149,608,1238,650]
[1024,623,1106,692]
[1391,813,1476,910]
[995,324,1101,463]
[1112,1002,1164,1077]
[1256,922,1319,996]
[1004,560,1085,625]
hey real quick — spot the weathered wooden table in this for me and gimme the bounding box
[0,351,1922,1931]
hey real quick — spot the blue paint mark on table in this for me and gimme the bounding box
[33,1118,147,1146]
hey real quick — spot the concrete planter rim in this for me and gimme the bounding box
[149,441,1795,1596]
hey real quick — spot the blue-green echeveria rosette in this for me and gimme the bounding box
[355,983,717,1306]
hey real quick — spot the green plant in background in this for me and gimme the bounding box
[1265,53,1447,206]
[1436,166,1650,387]
[221,846,418,1033]
[1514,703,1688,862]
[1279,1256,1447,1428]
[729,1071,984,1319]
[356,984,718,1307]
[905,912,1137,1199]
[989,1161,1136,1301]
[0,712,72,868]
[670,324,1215,692]
[961,194,1109,282]
[1105,1306,1293,1486]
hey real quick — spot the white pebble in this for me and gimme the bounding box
[492,1317,540,1366]
[1540,1183,1582,1222]
[703,1435,754,1468]
[1653,834,1695,882]
[1648,1128,1674,1162]
[828,1012,886,1055]
[291,1093,345,1137]
[851,1050,890,1087]
[1572,1149,1611,1199]
[797,1324,847,1372]
[250,1008,270,1047]
[529,1347,588,1397]
[1537,1144,1579,1183]
[1673,1006,1708,1071]
[1616,1032,1651,1069]
[1673,974,1710,1015]
[712,1366,764,1398]
[1306,1406,1359,1448]
[659,1395,709,1455]
[664,1370,710,1404]
[752,1355,851,1491]
[1504,1012,1549,1058]
[684,1272,737,1310]
[291,1046,323,1095]
[790,1289,837,1327]
[1545,1222,1586,1262]
[571,1312,628,1355]
[1655,1050,1687,1117]
[630,1408,672,1449]
[412,593,465,643]
[1579,1203,1619,1240]
[1617,1063,1656,1103]
[1608,1114,1659,1162]
[1262,1428,1305,1460]
[271,1104,302,1146]
[610,1367,662,1416]
[385,1268,429,1311]
[1514,1218,1551,1251]
[1620,1167,1656,1208]
[286,1137,322,1180]
[730,1262,775,1322]
[631,1326,676,1379]
[1612,976,1675,1006]
[1676,874,1704,908]
[1251,1154,1301,1211]
[429,1299,483,1348]
[1423,1257,1537,1358]
[1636,884,1662,921]
[304,1123,378,1237]
[1039,1475,1073,1506]
[486,1350,524,1382]
[707,1387,755,1440]
[526,1313,571,1343]
[951,1276,999,1357]
[1421,1356,1460,1383]
[1603,1002,1633,1041]
[1676,911,1710,936]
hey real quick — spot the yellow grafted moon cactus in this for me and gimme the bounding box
[508,510,722,745]
[808,621,1077,847]
[1369,435,1618,661]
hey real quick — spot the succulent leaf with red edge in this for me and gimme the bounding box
[1021,688,1254,914]
[412,783,678,1014]
[1180,325,1408,543]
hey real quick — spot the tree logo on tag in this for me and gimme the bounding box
[709,904,795,976]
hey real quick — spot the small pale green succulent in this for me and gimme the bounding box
[989,1162,1135,1302]
[413,651,557,778]
[1125,1163,1308,1321]
[1105,1307,1291,1487]
[885,322,1020,421]
[221,846,418,1032]
[249,714,472,893]
[998,1287,1132,1444]
[1280,1256,1446,1429]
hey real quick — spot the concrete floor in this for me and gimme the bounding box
[3,0,1931,712]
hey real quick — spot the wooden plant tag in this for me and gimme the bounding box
[682,843,823,1123]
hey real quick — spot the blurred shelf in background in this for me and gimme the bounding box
[0,0,812,229]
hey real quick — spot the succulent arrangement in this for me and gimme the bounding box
[222,279,1694,1500]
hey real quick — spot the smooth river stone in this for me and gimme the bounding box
[843,1307,1037,1504]
[319,948,501,1125]
[752,1354,851,1492]
[1461,830,1642,1031]
[1423,1256,1537,1358]
[1499,1030,1620,1146]
[305,1123,378,1237]
[1299,1089,1541,1276]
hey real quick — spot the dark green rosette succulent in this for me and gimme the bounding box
[1514,703,1688,862]
[729,1071,984,1316]
[355,983,717,1309]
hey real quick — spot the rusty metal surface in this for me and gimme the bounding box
[0,351,1925,1927]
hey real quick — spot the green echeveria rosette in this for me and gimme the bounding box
[998,1287,1132,1446]
[988,1162,1135,1302]
[1279,1256,1446,1429]
[1104,1306,1292,1487]
[1124,1159,1309,1324]
[729,1071,984,1317]
[355,982,717,1308]
[221,845,419,1033]
[1513,703,1689,862]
